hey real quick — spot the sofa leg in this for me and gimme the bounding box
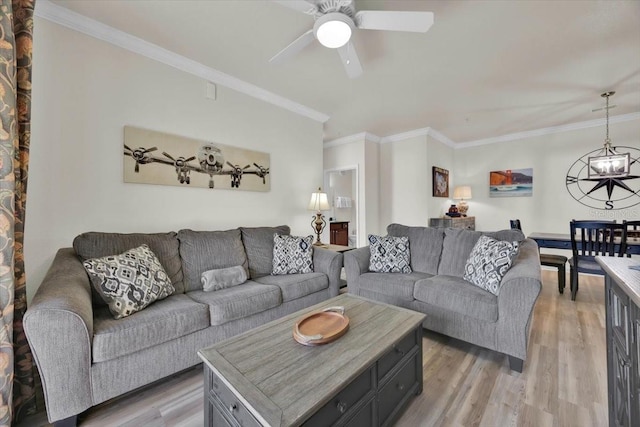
[508,356,524,373]
[53,415,77,427]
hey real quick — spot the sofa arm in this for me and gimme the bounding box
[313,247,343,297]
[495,239,542,361]
[344,247,370,295]
[24,248,94,423]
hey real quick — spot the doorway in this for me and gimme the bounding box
[324,166,359,247]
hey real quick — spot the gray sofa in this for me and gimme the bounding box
[24,226,343,425]
[344,224,542,372]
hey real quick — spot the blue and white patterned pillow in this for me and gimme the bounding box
[271,234,314,275]
[463,235,519,295]
[83,244,175,319]
[368,235,412,273]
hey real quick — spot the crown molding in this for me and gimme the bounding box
[456,111,640,148]
[34,0,330,124]
[380,127,430,144]
[323,132,381,148]
[426,128,456,148]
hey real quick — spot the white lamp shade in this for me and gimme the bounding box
[453,186,472,200]
[308,191,330,211]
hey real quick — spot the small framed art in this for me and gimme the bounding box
[432,167,449,197]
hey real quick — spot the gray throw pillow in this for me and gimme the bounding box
[368,235,412,273]
[272,234,314,275]
[463,235,519,295]
[201,265,247,292]
[82,244,175,319]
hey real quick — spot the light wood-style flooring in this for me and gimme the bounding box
[20,270,608,427]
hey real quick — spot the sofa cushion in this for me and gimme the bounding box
[73,231,184,298]
[463,236,520,295]
[413,275,498,322]
[177,229,248,293]
[357,271,432,301]
[387,224,444,275]
[272,234,314,275]
[368,235,412,273]
[254,272,328,302]
[240,225,290,278]
[188,282,281,326]
[437,228,525,277]
[202,265,247,292]
[92,294,209,363]
[82,244,175,319]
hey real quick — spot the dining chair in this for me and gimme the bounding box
[620,220,640,257]
[569,220,625,301]
[510,219,568,294]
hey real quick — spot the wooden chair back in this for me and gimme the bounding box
[569,220,624,262]
[621,220,640,257]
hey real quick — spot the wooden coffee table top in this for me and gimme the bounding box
[198,293,425,427]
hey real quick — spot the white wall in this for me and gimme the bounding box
[378,133,454,227]
[25,19,324,302]
[453,119,640,234]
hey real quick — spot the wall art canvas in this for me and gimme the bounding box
[432,167,449,197]
[489,168,533,197]
[124,126,270,191]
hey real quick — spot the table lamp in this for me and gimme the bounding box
[308,187,330,246]
[453,186,472,216]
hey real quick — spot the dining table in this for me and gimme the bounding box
[528,232,640,255]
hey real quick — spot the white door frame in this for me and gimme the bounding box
[323,165,360,247]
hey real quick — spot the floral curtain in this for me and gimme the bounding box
[0,0,36,424]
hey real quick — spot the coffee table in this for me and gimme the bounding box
[198,293,425,427]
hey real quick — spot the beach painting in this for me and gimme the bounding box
[489,168,533,197]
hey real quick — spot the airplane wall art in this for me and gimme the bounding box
[123,126,270,192]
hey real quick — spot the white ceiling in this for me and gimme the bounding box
[47,0,640,144]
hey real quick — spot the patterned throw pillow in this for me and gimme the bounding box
[368,235,412,273]
[272,234,314,275]
[83,244,175,319]
[463,235,519,295]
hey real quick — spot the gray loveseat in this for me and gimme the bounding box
[344,224,542,372]
[24,226,343,425]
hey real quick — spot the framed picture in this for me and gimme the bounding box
[489,168,533,197]
[432,167,449,197]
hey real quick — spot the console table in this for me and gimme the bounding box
[429,216,475,230]
[529,232,640,255]
[596,256,640,427]
[198,294,425,426]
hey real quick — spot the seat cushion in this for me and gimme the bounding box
[240,225,290,278]
[254,273,328,302]
[413,275,498,322]
[73,231,184,297]
[92,294,209,363]
[387,224,444,275]
[569,257,603,275]
[438,228,525,277]
[357,271,432,301]
[177,229,249,292]
[188,282,281,326]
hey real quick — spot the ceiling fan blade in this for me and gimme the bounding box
[337,41,362,79]
[355,10,434,33]
[269,29,315,64]
[271,0,317,15]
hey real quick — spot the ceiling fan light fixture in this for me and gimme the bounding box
[314,13,354,48]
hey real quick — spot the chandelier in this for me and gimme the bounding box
[588,91,630,179]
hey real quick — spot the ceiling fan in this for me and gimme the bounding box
[270,0,434,78]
